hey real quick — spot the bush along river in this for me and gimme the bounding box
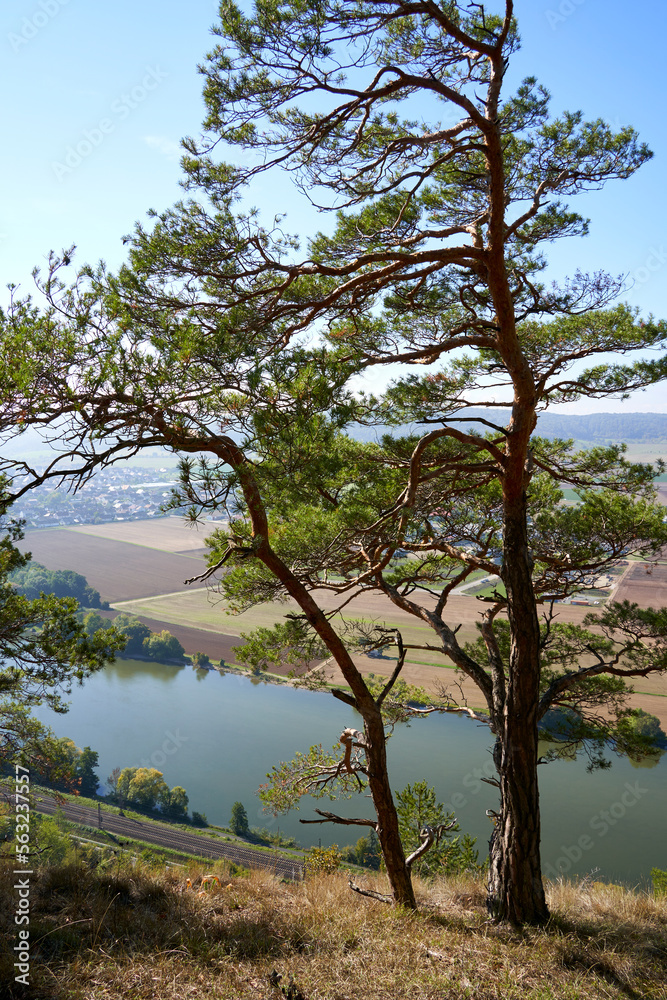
[33,658,667,886]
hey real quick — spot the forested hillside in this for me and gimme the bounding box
[524,411,667,443]
[351,412,667,445]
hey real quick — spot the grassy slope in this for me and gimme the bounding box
[1,856,667,999]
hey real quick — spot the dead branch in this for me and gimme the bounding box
[348,879,393,904]
[299,809,376,827]
[405,821,458,872]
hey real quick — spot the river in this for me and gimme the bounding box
[34,658,667,887]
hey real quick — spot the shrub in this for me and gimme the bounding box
[191,651,211,669]
[342,831,382,870]
[628,710,666,743]
[396,780,483,878]
[143,630,185,661]
[304,844,343,876]
[652,867,667,897]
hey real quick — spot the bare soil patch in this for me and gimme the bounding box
[18,529,208,603]
[614,556,667,605]
[68,516,220,553]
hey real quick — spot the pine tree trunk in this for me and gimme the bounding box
[487,724,547,924]
[364,710,417,909]
[487,493,549,924]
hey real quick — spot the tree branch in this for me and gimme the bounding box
[299,809,377,828]
[405,821,458,872]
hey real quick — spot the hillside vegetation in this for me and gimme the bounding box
[9,563,107,609]
[1,856,666,999]
[476,410,667,444]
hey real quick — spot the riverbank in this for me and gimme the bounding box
[219,654,667,732]
[21,518,667,726]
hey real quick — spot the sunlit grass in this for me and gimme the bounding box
[2,853,666,999]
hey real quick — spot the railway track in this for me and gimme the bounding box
[27,793,305,881]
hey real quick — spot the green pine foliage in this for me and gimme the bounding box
[396,781,482,879]
[230,801,250,836]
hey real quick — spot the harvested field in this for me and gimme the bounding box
[116,582,607,644]
[113,586,485,648]
[67,516,220,553]
[18,528,209,603]
[613,554,667,605]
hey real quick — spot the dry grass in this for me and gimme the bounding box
[2,856,667,999]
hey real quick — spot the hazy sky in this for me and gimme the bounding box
[2,0,666,413]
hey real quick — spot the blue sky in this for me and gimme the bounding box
[2,0,666,412]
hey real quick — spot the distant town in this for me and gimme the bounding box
[11,465,221,528]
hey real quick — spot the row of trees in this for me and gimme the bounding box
[82,612,185,662]
[10,562,107,609]
[106,765,189,818]
[1,0,667,924]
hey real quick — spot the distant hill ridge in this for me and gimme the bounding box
[351,411,667,445]
[466,410,667,443]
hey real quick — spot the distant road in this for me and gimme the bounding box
[22,792,304,880]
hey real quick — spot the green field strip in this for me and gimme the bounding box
[371,653,460,671]
[110,591,482,656]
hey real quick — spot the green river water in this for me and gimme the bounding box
[34,658,667,887]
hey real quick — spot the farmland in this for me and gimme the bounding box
[68,516,219,553]
[17,523,213,603]
[17,517,667,724]
[614,555,667,604]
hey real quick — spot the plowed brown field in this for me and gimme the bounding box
[18,528,208,603]
[614,556,667,605]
